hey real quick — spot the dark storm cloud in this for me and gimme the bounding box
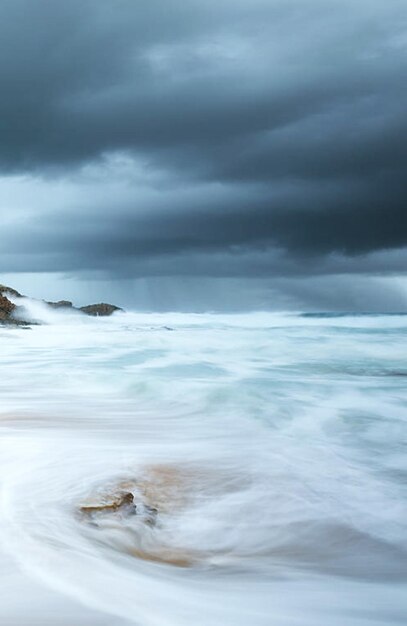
[0,0,407,284]
[2,172,404,269]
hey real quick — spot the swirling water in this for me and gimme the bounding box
[0,305,406,626]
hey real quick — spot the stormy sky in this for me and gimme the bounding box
[1,0,406,311]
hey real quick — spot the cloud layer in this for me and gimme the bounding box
[0,0,406,308]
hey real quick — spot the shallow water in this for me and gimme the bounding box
[1,304,406,625]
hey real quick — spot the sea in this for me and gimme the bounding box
[0,300,406,626]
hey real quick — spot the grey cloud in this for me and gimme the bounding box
[1,0,406,169]
[0,0,406,308]
[3,174,404,261]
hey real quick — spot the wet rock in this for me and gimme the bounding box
[79,303,122,316]
[0,294,29,326]
[78,487,160,533]
[0,289,39,326]
[80,491,137,517]
[1,284,124,324]
[0,294,16,317]
[46,300,73,309]
[0,284,22,298]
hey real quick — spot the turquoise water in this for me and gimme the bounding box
[0,304,406,625]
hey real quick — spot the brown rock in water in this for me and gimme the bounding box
[0,296,33,326]
[0,284,123,324]
[0,294,25,325]
[46,300,73,309]
[0,294,16,317]
[80,303,122,316]
[80,491,136,516]
[0,290,34,326]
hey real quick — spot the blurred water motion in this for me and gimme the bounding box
[0,309,406,625]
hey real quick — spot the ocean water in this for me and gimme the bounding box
[0,302,406,626]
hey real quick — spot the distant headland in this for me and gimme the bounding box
[0,284,122,325]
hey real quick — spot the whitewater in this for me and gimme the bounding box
[0,303,406,626]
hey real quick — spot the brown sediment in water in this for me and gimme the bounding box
[128,546,200,568]
[130,462,246,508]
[78,464,192,528]
[129,464,192,512]
[78,463,252,568]
[0,412,42,423]
[77,464,219,567]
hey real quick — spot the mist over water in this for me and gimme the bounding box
[0,307,406,625]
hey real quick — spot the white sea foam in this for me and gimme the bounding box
[0,309,406,625]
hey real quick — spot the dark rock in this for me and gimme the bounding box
[0,284,22,298]
[0,294,31,326]
[0,294,16,316]
[79,303,122,316]
[0,284,123,323]
[46,300,73,309]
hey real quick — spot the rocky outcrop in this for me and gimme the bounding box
[0,294,16,320]
[0,284,123,325]
[46,300,73,309]
[79,489,158,527]
[0,284,22,298]
[46,300,121,316]
[0,293,30,326]
[80,492,137,517]
[79,303,122,316]
[0,285,26,324]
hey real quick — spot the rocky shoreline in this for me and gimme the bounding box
[0,284,122,326]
